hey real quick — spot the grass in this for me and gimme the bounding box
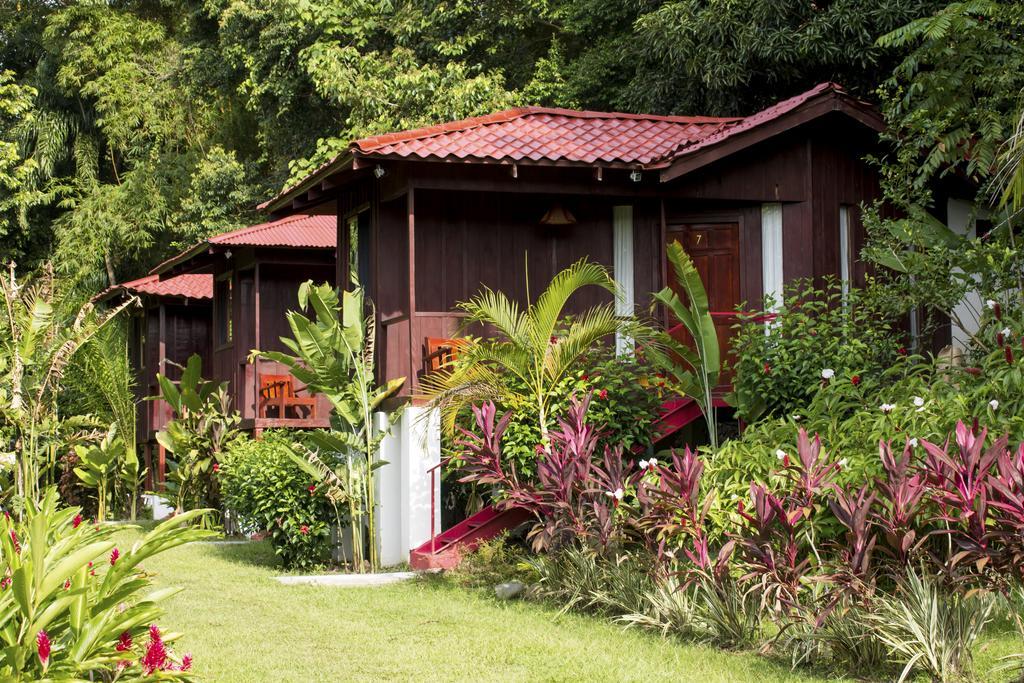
[126,531,827,682]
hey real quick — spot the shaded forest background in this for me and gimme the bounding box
[1,0,1022,291]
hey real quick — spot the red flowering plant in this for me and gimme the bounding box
[456,394,642,553]
[0,487,209,680]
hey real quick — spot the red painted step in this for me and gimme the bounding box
[651,396,729,447]
[410,505,533,570]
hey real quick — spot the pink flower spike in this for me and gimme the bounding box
[110,548,120,566]
[116,630,132,652]
[180,653,193,672]
[72,514,82,528]
[37,630,50,669]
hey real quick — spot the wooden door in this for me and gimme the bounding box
[665,222,740,390]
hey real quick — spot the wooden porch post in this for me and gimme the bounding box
[407,187,417,395]
[157,303,167,488]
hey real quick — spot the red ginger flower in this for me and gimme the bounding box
[299,525,309,536]
[308,484,316,495]
[10,530,19,554]
[212,463,220,474]
[180,653,192,672]
[72,514,82,528]
[1,576,11,590]
[851,375,861,386]
[763,362,772,374]
[37,630,50,669]
[142,625,168,675]
[110,548,120,565]
[598,389,608,400]
[1006,345,1015,364]
[898,346,907,356]
[116,630,133,652]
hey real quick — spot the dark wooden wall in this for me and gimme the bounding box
[412,189,616,314]
[133,299,212,445]
[206,249,336,421]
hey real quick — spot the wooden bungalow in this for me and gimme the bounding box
[99,273,213,488]
[259,82,886,403]
[153,214,337,434]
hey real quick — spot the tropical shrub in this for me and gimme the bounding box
[647,239,721,449]
[729,277,906,422]
[220,432,334,570]
[0,262,134,507]
[457,394,641,553]
[421,258,647,446]
[72,424,126,522]
[253,282,404,572]
[459,346,662,478]
[870,570,994,683]
[154,354,241,513]
[0,487,210,680]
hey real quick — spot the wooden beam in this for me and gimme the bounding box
[407,187,417,393]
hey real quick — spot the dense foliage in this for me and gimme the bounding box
[0,488,211,680]
[454,347,662,479]
[1,0,995,292]
[457,392,1024,679]
[729,278,907,423]
[221,432,334,570]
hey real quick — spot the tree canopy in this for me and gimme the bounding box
[0,0,1021,288]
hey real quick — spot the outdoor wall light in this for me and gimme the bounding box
[629,169,642,183]
[540,201,576,225]
[374,164,386,179]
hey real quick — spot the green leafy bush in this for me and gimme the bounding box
[0,488,210,680]
[729,278,906,422]
[707,343,1024,534]
[220,432,334,570]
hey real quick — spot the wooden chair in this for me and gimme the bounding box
[423,337,467,375]
[258,374,317,420]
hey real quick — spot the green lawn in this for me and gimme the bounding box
[129,534,826,682]
[124,531,1023,682]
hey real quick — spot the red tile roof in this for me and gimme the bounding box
[260,82,880,211]
[652,82,867,164]
[152,214,336,274]
[353,107,739,166]
[105,273,213,301]
[208,213,336,248]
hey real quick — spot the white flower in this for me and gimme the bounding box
[647,457,659,469]
[820,368,835,380]
[638,459,649,469]
[989,399,1000,411]
[913,396,925,407]
[1002,327,1013,338]
[986,299,998,310]
[776,449,787,460]
[613,488,624,501]
[909,437,919,448]
[838,458,849,468]
[0,452,14,468]
[792,414,802,422]
[880,403,896,414]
